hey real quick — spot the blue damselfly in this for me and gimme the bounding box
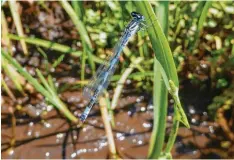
[80,12,146,122]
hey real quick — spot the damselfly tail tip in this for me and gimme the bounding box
[80,113,88,122]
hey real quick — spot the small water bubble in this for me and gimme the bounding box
[34,131,40,138]
[27,131,32,136]
[116,133,125,141]
[136,96,144,103]
[8,149,14,155]
[136,98,141,103]
[119,136,125,141]
[148,104,154,109]
[71,152,76,158]
[78,103,85,108]
[90,119,98,125]
[29,122,34,127]
[132,138,137,143]
[130,129,135,134]
[169,99,174,103]
[41,106,47,111]
[82,127,87,132]
[140,107,146,112]
[191,118,197,124]
[83,149,87,153]
[94,148,98,152]
[127,111,132,115]
[76,150,81,155]
[50,68,55,72]
[201,63,207,69]
[55,82,59,87]
[116,133,122,138]
[45,152,50,157]
[126,79,131,84]
[36,111,41,116]
[28,68,36,76]
[76,41,81,47]
[46,105,53,112]
[76,148,87,155]
[44,122,51,128]
[56,133,64,143]
[56,133,64,139]
[188,105,196,114]
[12,46,16,52]
[142,122,151,128]
[201,121,207,126]
[74,111,79,116]
[73,135,78,140]
[168,115,173,121]
[137,140,143,145]
[209,126,214,133]
[98,140,107,149]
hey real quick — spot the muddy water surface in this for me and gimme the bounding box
[2,87,226,159]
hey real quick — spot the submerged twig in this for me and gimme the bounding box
[99,96,118,159]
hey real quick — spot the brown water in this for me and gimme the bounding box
[2,87,229,159]
[2,1,233,158]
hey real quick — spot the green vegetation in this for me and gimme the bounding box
[1,1,233,159]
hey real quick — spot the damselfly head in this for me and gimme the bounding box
[131,12,145,21]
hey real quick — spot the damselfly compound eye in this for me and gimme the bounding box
[131,11,138,17]
[131,11,145,21]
